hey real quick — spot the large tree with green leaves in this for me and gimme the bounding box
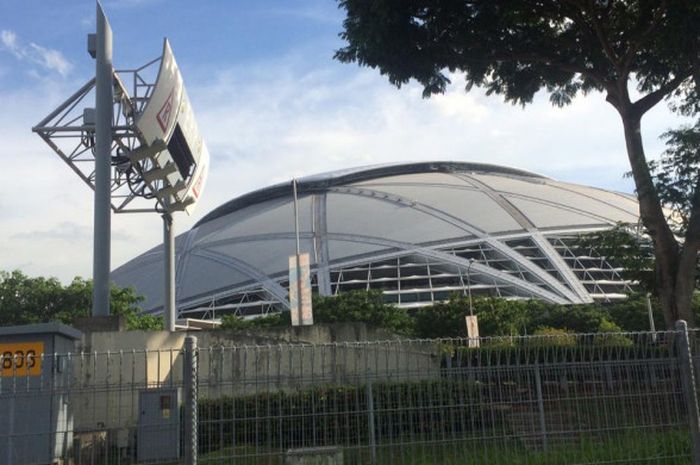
[0,270,162,330]
[336,0,700,327]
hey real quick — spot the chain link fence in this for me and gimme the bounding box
[2,324,700,464]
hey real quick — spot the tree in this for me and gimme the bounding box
[0,270,161,330]
[575,224,656,293]
[314,289,413,334]
[336,0,700,327]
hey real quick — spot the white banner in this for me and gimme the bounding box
[465,315,480,348]
[289,253,313,326]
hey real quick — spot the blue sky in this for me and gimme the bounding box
[0,0,689,282]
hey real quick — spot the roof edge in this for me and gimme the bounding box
[195,161,546,227]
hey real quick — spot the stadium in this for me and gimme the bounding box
[111,161,640,320]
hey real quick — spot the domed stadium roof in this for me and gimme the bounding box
[112,161,640,318]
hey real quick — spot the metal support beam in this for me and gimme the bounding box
[312,193,332,296]
[92,2,113,317]
[190,249,291,309]
[163,213,176,332]
[329,185,579,301]
[292,179,303,321]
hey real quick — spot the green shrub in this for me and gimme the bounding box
[413,295,469,338]
[220,313,289,330]
[530,326,577,347]
[197,380,487,454]
[593,319,634,347]
[220,290,677,339]
[314,290,413,334]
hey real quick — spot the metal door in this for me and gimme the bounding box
[137,388,180,462]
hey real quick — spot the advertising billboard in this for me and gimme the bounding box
[135,39,209,214]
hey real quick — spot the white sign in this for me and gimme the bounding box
[289,253,313,326]
[135,39,209,214]
[465,315,480,348]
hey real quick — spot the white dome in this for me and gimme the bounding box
[112,161,638,318]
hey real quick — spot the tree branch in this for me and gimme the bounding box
[621,1,668,74]
[633,73,692,116]
[582,1,622,73]
[487,50,611,93]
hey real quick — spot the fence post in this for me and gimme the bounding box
[675,320,700,465]
[534,363,548,451]
[366,378,377,465]
[184,335,198,465]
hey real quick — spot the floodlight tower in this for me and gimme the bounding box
[92,3,113,317]
[33,2,209,331]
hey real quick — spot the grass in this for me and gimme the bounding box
[199,428,691,465]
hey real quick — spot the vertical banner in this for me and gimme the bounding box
[465,315,480,348]
[289,253,313,326]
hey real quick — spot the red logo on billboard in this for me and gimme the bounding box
[156,89,174,133]
[192,172,204,199]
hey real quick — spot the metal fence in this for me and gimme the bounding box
[3,323,700,465]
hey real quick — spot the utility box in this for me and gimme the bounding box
[0,323,82,465]
[137,388,180,462]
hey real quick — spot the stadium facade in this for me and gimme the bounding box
[111,161,640,319]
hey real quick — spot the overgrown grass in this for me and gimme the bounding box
[200,428,690,465]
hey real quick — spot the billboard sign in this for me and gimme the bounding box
[135,39,209,214]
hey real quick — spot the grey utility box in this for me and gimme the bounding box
[0,323,82,465]
[137,388,181,462]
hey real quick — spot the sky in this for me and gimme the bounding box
[0,0,690,283]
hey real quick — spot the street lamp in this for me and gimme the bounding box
[465,258,479,348]
[466,258,475,316]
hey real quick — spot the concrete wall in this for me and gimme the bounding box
[64,324,441,445]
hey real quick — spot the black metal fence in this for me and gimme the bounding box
[2,323,700,464]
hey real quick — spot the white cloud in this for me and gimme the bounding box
[0,29,72,76]
[1,30,21,59]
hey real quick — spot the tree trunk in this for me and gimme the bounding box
[617,110,694,328]
[676,244,699,326]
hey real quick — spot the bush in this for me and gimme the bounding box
[220,290,676,339]
[197,379,487,454]
[220,313,289,330]
[527,302,609,334]
[593,319,634,347]
[218,290,412,334]
[413,293,670,339]
[413,295,469,338]
[530,327,577,347]
[605,293,672,332]
[314,290,413,334]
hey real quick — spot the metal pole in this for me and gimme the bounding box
[163,213,176,332]
[92,1,113,317]
[467,259,474,316]
[366,378,377,465]
[292,179,303,321]
[534,364,548,451]
[675,320,700,465]
[292,179,301,258]
[646,293,657,343]
[184,335,198,465]
[6,396,14,465]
